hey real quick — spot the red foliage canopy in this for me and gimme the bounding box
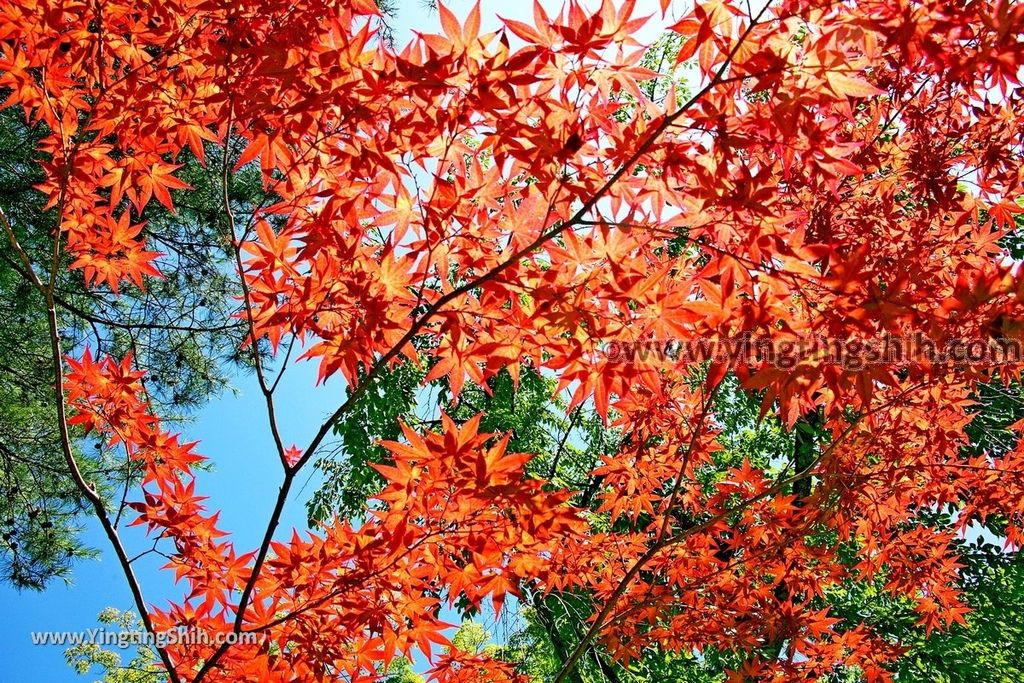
[2,0,1024,680]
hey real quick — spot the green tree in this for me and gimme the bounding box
[65,608,166,683]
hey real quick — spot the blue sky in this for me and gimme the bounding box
[2,1,669,679]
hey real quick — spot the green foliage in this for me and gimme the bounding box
[709,374,792,475]
[309,361,425,523]
[383,657,425,683]
[501,593,736,683]
[449,369,566,469]
[639,32,690,102]
[964,380,1024,458]
[312,362,615,525]
[995,198,1024,259]
[612,32,692,125]
[452,620,492,654]
[65,608,166,683]
[826,540,1024,683]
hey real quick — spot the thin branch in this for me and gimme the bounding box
[222,114,288,466]
[1,206,182,683]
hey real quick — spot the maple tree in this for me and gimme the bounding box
[3,0,1024,681]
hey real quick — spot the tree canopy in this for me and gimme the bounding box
[1,0,1023,682]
